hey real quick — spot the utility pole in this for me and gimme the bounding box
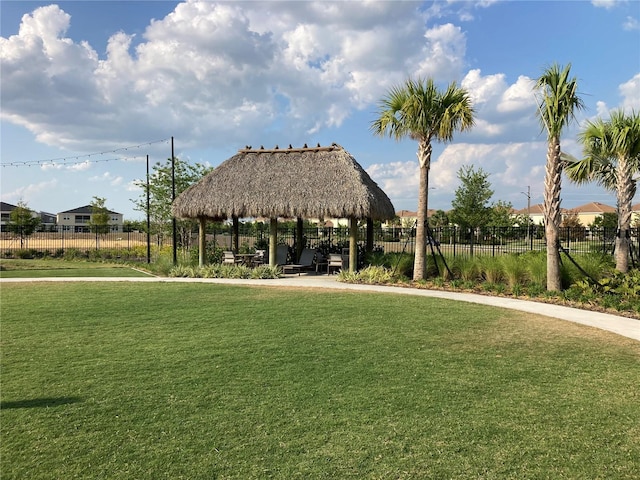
[521,185,531,247]
[171,136,177,265]
[146,154,151,264]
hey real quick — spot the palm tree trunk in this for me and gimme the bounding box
[413,140,431,281]
[615,155,633,273]
[544,137,563,291]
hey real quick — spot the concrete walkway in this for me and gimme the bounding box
[3,274,639,342]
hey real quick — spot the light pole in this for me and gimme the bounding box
[521,185,531,247]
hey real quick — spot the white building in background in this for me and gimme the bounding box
[57,205,123,233]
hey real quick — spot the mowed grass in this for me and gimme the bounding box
[1,282,639,479]
[0,259,152,278]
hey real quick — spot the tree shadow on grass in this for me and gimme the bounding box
[0,397,82,409]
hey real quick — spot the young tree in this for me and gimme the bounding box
[132,157,212,246]
[565,110,640,272]
[371,78,474,280]
[89,196,111,235]
[429,209,450,227]
[535,63,585,291]
[488,200,517,228]
[7,201,41,248]
[449,165,493,231]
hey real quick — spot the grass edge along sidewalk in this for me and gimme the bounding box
[2,273,639,342]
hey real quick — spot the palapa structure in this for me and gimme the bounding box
[172,143,395,270]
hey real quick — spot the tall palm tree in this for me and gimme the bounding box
[565,109,640,272]
[534,63,585,291]
[371,78,474,280]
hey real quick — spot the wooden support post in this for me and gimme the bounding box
[198,217,206,267]
[366,217,374,254]
[232,215,239,253]
[269,218,278,267]
[349,217,357,273]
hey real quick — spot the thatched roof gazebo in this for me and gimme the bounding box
[172,143,395,270]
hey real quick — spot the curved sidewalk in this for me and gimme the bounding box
[2,275,639,342]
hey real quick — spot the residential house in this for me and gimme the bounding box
[0,202,17,232]
[513,203,545,225]
[57,205,124,233]
[513,202,618,227]
[632,203,640,226]
[569,202,616,226]
[0,201,44,232]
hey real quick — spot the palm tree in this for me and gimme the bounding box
[534,63,585,291]
[371,78,474,281]
[565,109,640,272]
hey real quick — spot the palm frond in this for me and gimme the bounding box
[534,63,585,138]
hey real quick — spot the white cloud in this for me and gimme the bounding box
[498,76,536,113]
[1,179,59,205]
[591,0,623,9]
[89,171,124,186]
[414,23,466,81]
[459,70,538,143]
[3,1,466,152]
[367,161,420,201]
[619,73,640,110]
[623,16,640,30]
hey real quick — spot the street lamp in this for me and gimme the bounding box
[521,186,531,246]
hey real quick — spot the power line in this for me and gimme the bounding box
[1,138,170,168]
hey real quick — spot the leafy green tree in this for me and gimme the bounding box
[565,110,640,272]
[89,196,111,235]
[123,219,147,233]
[132,157,212,247]
[371,77,474,280]
[535,63,585,290]
[7,201,41,248]
[449,165,493,231]
[590,212,618,230]
[429,209,450,227]
[488,200,517,228]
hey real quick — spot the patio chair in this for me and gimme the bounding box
[327,253,343,274]
[252,249,266,266]
[298,248,317,273]
[222,251,242,265]
[314,251,328,273]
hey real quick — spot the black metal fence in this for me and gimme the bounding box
[3,225,639,262]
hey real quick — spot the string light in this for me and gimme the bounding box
[1,138,170,168]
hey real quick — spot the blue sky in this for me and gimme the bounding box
[2,0,639,221]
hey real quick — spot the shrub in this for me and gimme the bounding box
[16,249,37,259]
[479,256,503,284]
[250,265,280,279]
[452,257,481,282]
[501,254,527,288]
[522,251,546,286]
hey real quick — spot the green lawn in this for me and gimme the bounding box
[1,282,639,479]
[0,259,152,278]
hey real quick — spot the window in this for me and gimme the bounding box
[76,215,90,224]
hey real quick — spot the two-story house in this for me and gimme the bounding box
[57,205,123,233]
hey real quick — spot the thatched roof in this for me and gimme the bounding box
[172,143,395,221]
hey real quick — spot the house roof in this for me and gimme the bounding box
[0,202,18,212]
[395,209,438,218]
[571,202,616,214]
[58,205,120,215]
[513,203,545,215]
[172,143,395,221]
